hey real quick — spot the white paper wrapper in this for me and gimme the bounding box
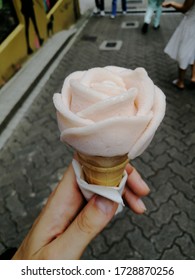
[72,159,127,214]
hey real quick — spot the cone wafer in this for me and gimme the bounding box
[77,152,129,187]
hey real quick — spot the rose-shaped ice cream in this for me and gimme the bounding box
[53,66,166,159]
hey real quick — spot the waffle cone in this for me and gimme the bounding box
[77,152,129,187]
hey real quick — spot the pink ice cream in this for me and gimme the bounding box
[53,66,166,159]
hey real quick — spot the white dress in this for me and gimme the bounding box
[164,1,195,70]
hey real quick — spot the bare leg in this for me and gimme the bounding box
[191,62,195,82]
[175,67,185,89]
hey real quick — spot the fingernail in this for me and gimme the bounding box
[131,170,150,193]
[140,179,151,193]
[137,198,147,212]
[135,173,150,193]
[95,195,115,214]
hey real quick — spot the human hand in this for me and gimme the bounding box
[162,1,173,8]
[12,162,150,260]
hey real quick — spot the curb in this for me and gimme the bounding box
[0,29,76,134]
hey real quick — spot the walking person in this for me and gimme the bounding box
[93,0,105,16]
[20,0,44,54]
[163,0,195,89]
[110,0,127,19]
[141,0,164,33]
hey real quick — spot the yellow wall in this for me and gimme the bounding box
[0,0,80,86]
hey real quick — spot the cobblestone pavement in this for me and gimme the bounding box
[0,13,195,259]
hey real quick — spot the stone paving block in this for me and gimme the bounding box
[185,132,195,146]
[13,175,33,197]
[5,191,27,220]
[150,182,177,205]
[23,189,49,211]
[150,139,170,158]
[150,153,172,171]
[83,234,109,260]
[173,212,195,242]
[0,184,15,198]
[132,158,155,178]
[140,150,154,165]
[169,161,194,182]
[0,172,15,191]
[103,210,134,246]
[184,144,195,165]
[131,213,159,239]
[171,193,195,221]
[182,118,195,134]
[151,221,183,253]
[175,233,195,259]
[165,136,187,153]
[0,198,5,215]
[164,124,185,140]
[98,237,135,260]
[167,146,189,165]
[160,244,187,260]
[150,168,175,189]
[0,213,18,242]
[169,175,195,201]
[142,196,158,213]
[127,227,158,259]
[15,212,35,233]
[150,200,180,227]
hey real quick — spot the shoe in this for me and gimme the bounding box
[27,47,33,55]
[100,11,105,16]
[153,25,160,30]
[141,23,149,34]
[122,11,127,15]
[110,14,115,19]
[172,79,184,90]
[39,38,44,46]
[93,7,100,15]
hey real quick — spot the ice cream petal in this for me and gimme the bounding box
[53,93,93,130]
[121,68,155,115]
[90,81,126,96]
[80,67,126,88]
[61,71,85,105]
[61,115,152,157]
[77,88,137,121]
[70,79,108,113]
[105,66,131,74]
[128,86,166,159]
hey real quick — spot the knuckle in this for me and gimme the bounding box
[76,211,94,235]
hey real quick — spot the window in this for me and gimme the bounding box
[0,0,19,44]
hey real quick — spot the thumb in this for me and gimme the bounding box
[51,195,118,259]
